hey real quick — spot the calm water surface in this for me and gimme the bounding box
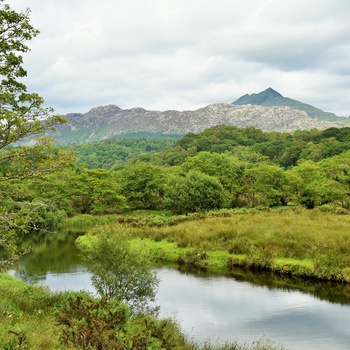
[8,230,350,350]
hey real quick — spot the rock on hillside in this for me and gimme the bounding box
[48,103,341,144]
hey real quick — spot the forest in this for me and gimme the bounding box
[13,124,350,223]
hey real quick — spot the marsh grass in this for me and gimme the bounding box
[0,274,64,349]
[63,214,116,231]
[130,208,350,281]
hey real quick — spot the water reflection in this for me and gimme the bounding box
[6,230,350,349]
[155,268,350,349]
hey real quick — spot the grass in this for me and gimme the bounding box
[62,213,117,231]
[124,207,350,282]
[0,274,65,349]
[0,274,285,350]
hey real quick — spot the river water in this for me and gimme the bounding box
[8,230,350,349]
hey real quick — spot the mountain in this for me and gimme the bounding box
[233,87,349,124]
[39,103,341,145]
[234,87,283,105]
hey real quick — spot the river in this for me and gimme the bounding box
[8,230,350,349]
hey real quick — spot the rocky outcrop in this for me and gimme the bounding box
[48,103,341,144]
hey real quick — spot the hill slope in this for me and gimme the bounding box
[45,103,341,144]
[233,87,349,124]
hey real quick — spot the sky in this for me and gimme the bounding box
[6,0,350,116]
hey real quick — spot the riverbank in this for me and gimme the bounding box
[0,273,285,350]
[74,207,350,283]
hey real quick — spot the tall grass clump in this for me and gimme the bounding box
[130,208,350,282]
[62,214,116,232]
[0,274,64,349]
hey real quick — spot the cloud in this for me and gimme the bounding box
[6,0,350,116]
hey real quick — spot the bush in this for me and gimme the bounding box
[77,224,159,314]
[56,293,189,350]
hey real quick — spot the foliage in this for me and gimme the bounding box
[318,151,350,208]
[163,125,350,168]
[0,1,67,152]
[165,170,228,214]
[77,224,159,314]
[56,294,130,349]
[242,162,289,207]
[69,168,126,214]
[119,162,166,209]
[0,1,74,269]
[62,135,178,169]
[0,2,65,139]
[180,151,244,194]
[25,167,126,216]
[20,123,350,216]
[286,161,344,209]
[56,293,188,350]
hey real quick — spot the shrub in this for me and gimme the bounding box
[78,224,159,314]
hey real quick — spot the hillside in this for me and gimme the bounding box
[44,103,340,144]
[233,87,350,124]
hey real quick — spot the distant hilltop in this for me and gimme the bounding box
[233,87,347,123]
[22,88,349,145]
[44,104,341,145]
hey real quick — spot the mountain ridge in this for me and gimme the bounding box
[43,102,342,144]
[21,88,349,145]
[233,88,346,123]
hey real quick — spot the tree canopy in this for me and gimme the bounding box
[0,1,73,269]
[0,1,66,148]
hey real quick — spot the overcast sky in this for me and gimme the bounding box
[7,0,350,116]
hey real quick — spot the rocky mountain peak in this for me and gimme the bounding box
[233,88,347,123]
[23,89,348,145]
[87,105,122,116]
[263,87,283,98]
[234,87,283,105]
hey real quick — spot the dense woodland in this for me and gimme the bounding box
[2,125,350,238]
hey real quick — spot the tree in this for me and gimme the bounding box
[70,168,126,214]
[286,161,344,209]
[0,2,72,270]
[77,224,159,314]
[119,162,166,209]
[180,151,241,192]
[318,152,350,208]
[0,1,66,148]
[242,162,289,207]
[164,170,227,214]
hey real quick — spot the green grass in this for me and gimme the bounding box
[63,213,117,227]
[70,207,350,281]
[0,274,285,350]
[0,274,65,349]
[125,207,350,282]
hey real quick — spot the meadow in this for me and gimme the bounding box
[114,207,350,282]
